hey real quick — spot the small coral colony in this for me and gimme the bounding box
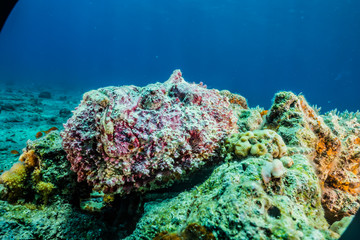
[1,70,360,239]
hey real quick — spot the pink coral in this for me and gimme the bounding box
[61,70,242,195]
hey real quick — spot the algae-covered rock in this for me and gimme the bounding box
[0,130,87,205]
[235,108,263,132]
[0,199,106,239]
[126,154,338,240]
[61,70,242,196]
[1,79,360,240]
[264,92,360,223]
[25,130,84,202]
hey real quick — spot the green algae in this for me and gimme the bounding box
[126,154,338,240]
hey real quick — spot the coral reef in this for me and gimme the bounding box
[0,130,144,239]
[0,199,106,239]
[1,72,360,239]
[0,162,27,202]
[125,90,360,239]
[126,155,337,240]
[61,70,244,195]
[264,92,360,223]
[0,131,85,205]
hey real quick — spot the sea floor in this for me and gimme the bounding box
[0,82,82,171]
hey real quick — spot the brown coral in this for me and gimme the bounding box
[0,162,27,202]
[0,149,56,205]
[19,149,38,168]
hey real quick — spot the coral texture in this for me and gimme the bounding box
[0,131,83,205]
[126,155,337,240]
[61,70,243,195]
[0,162,27,202]
[264,92,360,223]
[223,130,287,160]
[1,77,360,239]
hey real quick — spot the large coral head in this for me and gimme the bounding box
[61,70,241,195]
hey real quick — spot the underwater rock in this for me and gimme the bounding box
[0,131,86,204]
[61,70,244,195]
[235,108,264,132]
[321,111,360,223]
[38,91,52,99]
[59,108,71,118]
[263,92,360,223]
[0,131,114,239]
[4,114,24,123]
[0,199,106,240]
[126,155,338,240]
[0,103,16,111]
[154,222,216,240]
[1,74,360,239]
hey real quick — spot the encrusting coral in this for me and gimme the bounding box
[126,154,337,240]
[0,131,79,205]
[61,70,245,195]
[0,162,27,202]
[223,129,287,160]
[0,149,41,202]
[263,91,360,223]
[0,148,56,204]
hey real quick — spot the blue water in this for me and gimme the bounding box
[0,0,359,112]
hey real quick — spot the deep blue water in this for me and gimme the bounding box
[0,0,359,112]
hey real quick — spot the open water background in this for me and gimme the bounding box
[0,0,359,111]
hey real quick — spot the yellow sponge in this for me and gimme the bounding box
[19,149,38,168]
[0,162,27,201]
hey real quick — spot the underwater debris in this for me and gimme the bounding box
[61,70,244,196]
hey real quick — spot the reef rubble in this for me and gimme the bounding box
[0,70,359,239]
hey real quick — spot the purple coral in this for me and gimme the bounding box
[61,70,241,195]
